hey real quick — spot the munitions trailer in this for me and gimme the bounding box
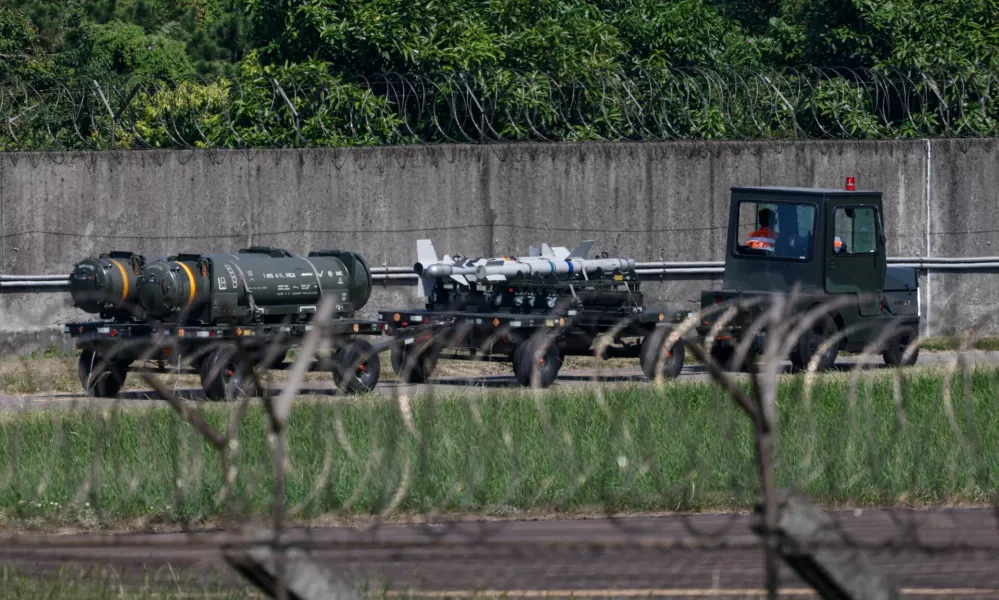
[64,245,386,400]
[64,319,386,400]
[378,268,691,388]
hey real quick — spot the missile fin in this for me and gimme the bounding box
[541,243,555,257]
[485,274,507,282]
[568,240,595,258]
[415,239,440,299]
[529,245,541,257]
[417,239,439,267]
[451,274,469,286]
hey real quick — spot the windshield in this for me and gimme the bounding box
[734,200,816,260]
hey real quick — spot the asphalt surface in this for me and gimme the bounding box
[0,349,997,412]
[1,509,998,597]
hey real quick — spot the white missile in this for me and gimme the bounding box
[474,255,637,282]
[413,239,625,297]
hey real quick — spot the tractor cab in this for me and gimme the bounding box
[698,179,919,372]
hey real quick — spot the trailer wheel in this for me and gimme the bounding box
[789,314,839,373]
[883,330,919,367]
[391,342,437,384]
[513,333,562,388]
[200,346,251,401]
[639,326,684,381]
[333,340,381,395]
[78,350,128,398]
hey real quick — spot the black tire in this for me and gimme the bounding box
[390,342,438,384]
[883,328,919,367]
[639,326,684,381]
[333,340,381,394]
[200,346,252,401]
[513,333,563,388]
[78,349,128,398]
[789,314,839,373]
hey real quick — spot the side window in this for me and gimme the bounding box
[736,201,777,251]
[832,206,878,255]
[735,200,816,260]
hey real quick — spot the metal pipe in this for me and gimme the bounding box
[635,268,725,275]
[0,280,70,287]
[0,274,69,281]
[9,255,999,293]
[634,261,722,268]
[888,256,999,264]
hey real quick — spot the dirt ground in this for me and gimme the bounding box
[0,352,644,395]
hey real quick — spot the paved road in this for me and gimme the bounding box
[2,350,998,412]
[1,509,997,597]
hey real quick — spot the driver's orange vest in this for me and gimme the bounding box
[747,227,777,250]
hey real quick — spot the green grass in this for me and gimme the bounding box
[0,564,256,599]
[919,336,999,352]
[1,367,997,529]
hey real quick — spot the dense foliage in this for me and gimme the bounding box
[1,0,998,148]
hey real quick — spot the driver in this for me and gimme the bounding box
[746,208,778,251]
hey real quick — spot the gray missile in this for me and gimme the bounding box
[475,255,637,282]
[413,239,601,298]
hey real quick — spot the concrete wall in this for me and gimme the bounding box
[2,139,997,355]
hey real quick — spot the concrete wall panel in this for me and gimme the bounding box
[0,139,992,354]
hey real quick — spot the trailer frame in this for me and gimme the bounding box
[377,305,691,388]
[63,319,387,400]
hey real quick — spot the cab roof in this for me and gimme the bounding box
[732,185,878,196]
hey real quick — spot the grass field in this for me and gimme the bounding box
[0,365,996,530]
[0,565,255,600]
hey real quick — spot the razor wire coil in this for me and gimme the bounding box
[1,67,998,152]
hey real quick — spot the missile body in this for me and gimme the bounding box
[413,238,633,299]
[475,256,637,282]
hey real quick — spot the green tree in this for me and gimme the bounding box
[761,0,999,71]
[0,6,51,80]
[242,0,757,77]
[65,20,195,83]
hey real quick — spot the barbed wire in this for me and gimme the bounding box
[1,67,998,152]
[1,290,998,597]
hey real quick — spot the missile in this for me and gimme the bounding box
[475,254,637,282]
[414,239,634,296]
[414,239,597,298]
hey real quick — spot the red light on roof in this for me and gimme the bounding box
[845,176,856,191]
